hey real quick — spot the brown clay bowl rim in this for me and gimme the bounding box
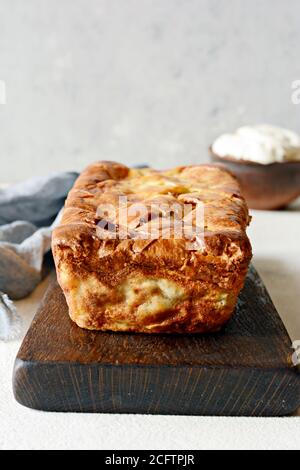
[209,146,300,168]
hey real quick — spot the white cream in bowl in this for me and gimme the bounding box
[212,125,300,165]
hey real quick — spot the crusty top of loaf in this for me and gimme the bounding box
[52,161,251,273]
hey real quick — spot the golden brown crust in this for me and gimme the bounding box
[52,161,252,333]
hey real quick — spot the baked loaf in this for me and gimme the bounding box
[52,161,252,333]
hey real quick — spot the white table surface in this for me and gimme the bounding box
[1,206,300,450]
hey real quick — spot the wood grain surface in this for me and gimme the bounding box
[13,266,300,416]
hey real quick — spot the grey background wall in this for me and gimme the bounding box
[0,0,300,182]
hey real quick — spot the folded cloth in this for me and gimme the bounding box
[0,292,22,341]
[0,172,77,226]
[0,220,57,300]
[0,172,78,341]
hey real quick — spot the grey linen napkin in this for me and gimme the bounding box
[0,172,78,341]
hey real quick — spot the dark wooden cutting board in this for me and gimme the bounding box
[13,266,300,416]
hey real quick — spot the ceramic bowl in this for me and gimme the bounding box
[210,151,300,210]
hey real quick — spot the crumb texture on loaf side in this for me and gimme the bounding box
[52,161,252,333]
